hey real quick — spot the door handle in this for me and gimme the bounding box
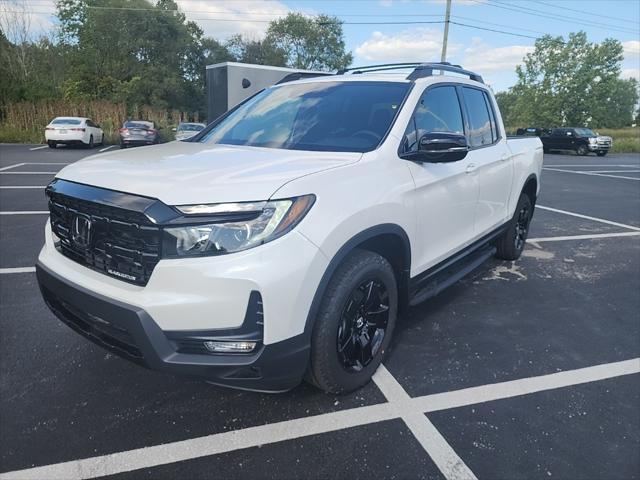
[465,163,477,174]
[501,153,511,162]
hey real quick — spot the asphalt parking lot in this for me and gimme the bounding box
[1,143,639,480]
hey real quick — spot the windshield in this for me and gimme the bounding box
[199,81,410,153]
[52,118,81,125]
[179,123,205,132]
[575,128,596,137]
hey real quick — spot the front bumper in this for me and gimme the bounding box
[36,262,310,392]
[588,144,611,151]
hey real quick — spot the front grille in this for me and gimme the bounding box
[41,284,143,361]
[48,190,161,286]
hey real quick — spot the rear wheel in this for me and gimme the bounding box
[596,151,607,157]
[47,141,56,149]
[495,193,533,261]
[576,145,588,156]
[87,135,94,149]
[308,250,398,394]
[99,134,104,146]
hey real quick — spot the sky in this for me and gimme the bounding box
[6,0,640,92]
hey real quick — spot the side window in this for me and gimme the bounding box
[402,86,464,153]
[483,92,498,143]
[86,120,94,127]
[462,87,493,148]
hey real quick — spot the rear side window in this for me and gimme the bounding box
[462,87,493,148]
[483,94,498,143]
[402,86,464,153]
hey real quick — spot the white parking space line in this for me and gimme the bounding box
[0,267,36,274]
[3,358,637,480]
[99,145,115,152]
[0,211,49,215]
[586,170,640,174]
[528,231,640,243]
[0,163,26,172]
[28,146,48,151]
[537,205,640,232]
[543,164,639,168]
[373,365,478,480]
[412,358,640,413]
[0,172,58,175]
[0,186,45,189]
[543,167,640,181]
[15,162,70,166]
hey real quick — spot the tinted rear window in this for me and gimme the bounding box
[124,122,152,129]
[52,118,82,125]
[199,81,410,153]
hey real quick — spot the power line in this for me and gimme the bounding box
[530,0,639,25]
[480,0,639,35]
[452,14,548,36]
[450,21,539,40]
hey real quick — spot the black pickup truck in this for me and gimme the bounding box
[518,127,612,156]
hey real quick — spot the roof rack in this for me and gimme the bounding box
[276,71,333,85]
[336,62,484,84]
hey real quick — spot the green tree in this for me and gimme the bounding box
[225,34,285,66]
[263,13,352,71]
[503,32,637,128]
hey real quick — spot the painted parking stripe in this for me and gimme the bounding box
[2,358,637,480]
[0,211,49,215]
[413,358,640,413]
[373,365,478,480]
[585,170,640,174]
[0,163,26,172]
[0,186,45,189]
[0,171,58,175]
[537,205,640,232]
[543,164,639,168]
[29,145,48,151]
[528,231,640,242]
[99,145,115,152]
[0,267,36,274]
[543,167,640,181]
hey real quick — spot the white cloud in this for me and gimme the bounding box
[622,40,640,58]
[355,28,461,63]
[460,38,533,74]
[175,0,292,40]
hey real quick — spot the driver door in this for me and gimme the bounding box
[401,85,479,274]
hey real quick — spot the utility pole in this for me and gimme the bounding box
[440,0,452,63]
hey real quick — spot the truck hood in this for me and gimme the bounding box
[56,142,361,205]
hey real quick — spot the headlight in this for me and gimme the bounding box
[163,195,315,257]
[589,138,597,144]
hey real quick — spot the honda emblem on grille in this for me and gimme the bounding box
[72,215,92,248]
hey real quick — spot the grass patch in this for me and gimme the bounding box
[597,128,640,153]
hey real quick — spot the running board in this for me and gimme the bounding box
[409,246,496,307]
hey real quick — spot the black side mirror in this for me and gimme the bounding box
[404,133,468,163]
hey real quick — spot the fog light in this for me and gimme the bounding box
[203,340,257,353]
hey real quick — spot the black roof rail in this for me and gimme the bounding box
[336,61,483,84]
[276,71,333,85]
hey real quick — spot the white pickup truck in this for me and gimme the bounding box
[36,63,543,394]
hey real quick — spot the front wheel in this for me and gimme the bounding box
[495,193,533,261]
[308,250,398,394]
[596,151,607,157]
[576,145,588,156]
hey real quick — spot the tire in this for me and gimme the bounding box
[47,141,56,149]
[576,145,588,156]
[495,193,533,261]
[596,151,607,157]
[99,134,104,146]
[308,250,398,394]
[120,142,127,149]
[87,135,94,149]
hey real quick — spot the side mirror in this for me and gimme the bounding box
[405,133,468,163]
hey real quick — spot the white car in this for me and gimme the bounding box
[36,63,543,394]
[174,122,206,141]
[45,117,104,149]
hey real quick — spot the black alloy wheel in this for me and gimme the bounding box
[337,279,390,373]
[576,145,588,156]
[514,202,531,252]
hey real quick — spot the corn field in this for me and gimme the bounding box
[0,100,199,144]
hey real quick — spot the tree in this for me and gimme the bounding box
[263,13,352,71]
[500,32,638,128]
[225,34,285,66]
